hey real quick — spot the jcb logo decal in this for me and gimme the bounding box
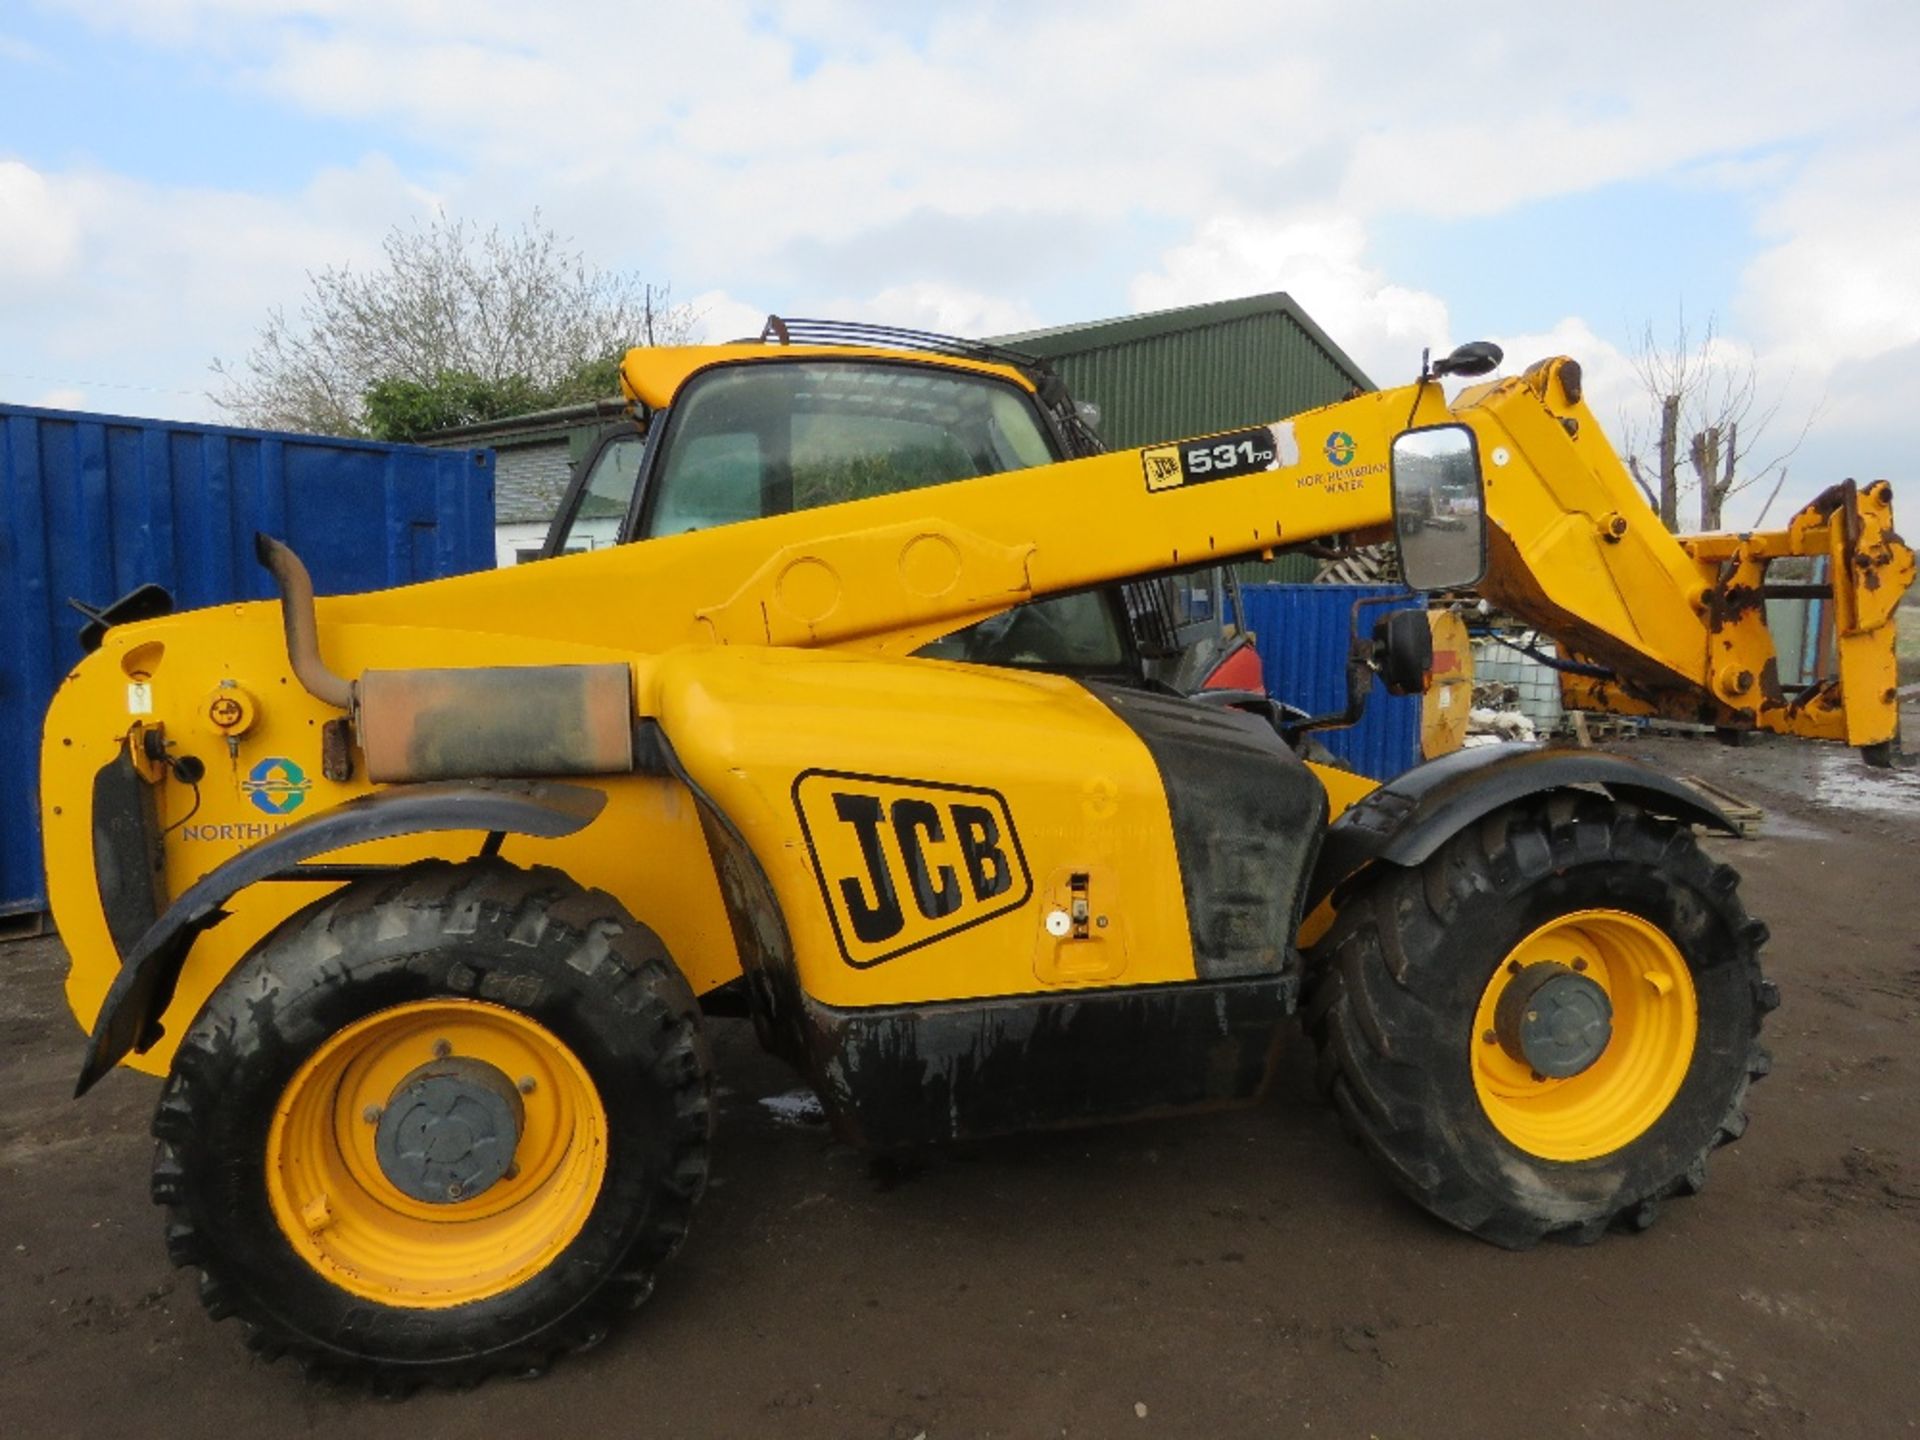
[793,770,1032,967]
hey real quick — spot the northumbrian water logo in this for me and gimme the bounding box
[244,756,311,815]
[1324,430,1357,466]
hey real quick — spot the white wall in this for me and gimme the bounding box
[494,522,552,567]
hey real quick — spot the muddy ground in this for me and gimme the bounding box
[3,726,1917,1439]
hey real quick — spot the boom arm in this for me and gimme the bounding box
[1453,356,1911,756]
[285,351,1907,760]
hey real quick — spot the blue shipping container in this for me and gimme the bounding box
[1239,583,1426,781]
[1,402,496,917]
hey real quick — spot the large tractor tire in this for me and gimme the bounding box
[1305,792,1775,1248]
[150,861,711,1391]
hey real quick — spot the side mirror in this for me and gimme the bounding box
[1430,340,1504,379]
[1374,610,1434,696]
[1391,424,1487,591]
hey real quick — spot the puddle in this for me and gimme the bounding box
[758,1089,826,1126]
[1811,749,1920,818]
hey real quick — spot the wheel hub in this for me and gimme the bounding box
[1494,961,1613,1079]
[374,1056,524,1203]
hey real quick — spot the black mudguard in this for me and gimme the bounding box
[1306,743,1737,912]
[77,777,606,1095]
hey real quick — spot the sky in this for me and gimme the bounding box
[2,0,1917,529]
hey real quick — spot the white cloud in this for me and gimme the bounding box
[1488,317,1641,427]
[0,31,56,66]
[686,290,770,345]
[1130,214,1450,383]
[819,282,1042,340]
[0,156,426,418]
[11,0,1920,517]
[0,161,82,290]
[1738,133,1920,371]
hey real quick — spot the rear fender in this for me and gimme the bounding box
[1305,744,1736,912]
[76,777,606,1095]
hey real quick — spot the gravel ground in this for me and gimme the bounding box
[2,724,1916,1439]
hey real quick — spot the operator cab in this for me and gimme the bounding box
[542,320,1220,681]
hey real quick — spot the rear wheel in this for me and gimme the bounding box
[151,861,711,1390]
[1305,793,1775,1247]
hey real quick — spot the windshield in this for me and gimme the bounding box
[646,361,1057,535]
[641,359,1126,672]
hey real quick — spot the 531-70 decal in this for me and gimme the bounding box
[793,770,1032,967]
[1141,421,1300,493]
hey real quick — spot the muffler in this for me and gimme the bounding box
[256,534,636,783]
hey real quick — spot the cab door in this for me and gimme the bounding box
[539,424,652,560]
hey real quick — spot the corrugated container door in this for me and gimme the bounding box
[1,403,495,919]
[1238,583,1425,781]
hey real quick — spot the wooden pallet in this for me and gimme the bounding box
[1641,718,1716,738]
[1567,712,1631,744]
[1677,775,1765,839]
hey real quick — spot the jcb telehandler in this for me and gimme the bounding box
[39,319,1912,1388]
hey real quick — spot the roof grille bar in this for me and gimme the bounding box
[748,314,1105,460]
[755,315,1048,373]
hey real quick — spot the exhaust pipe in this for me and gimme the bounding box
[254,533,354,711]
[253,532,635,782]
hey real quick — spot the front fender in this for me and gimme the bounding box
[1305,743,1736,912]
[76,778,605,1095]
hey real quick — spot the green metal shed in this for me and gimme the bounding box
[995,292,1374,583]
[990,291,1373,451]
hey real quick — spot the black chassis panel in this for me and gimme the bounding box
[794,974,1294,1150]
[1082,682,1328,982]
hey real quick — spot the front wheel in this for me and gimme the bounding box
[1305,794,1775,1247]
[151,861,711,1390]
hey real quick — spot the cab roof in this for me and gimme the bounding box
[617,343,1039,412]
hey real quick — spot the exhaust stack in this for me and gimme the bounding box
[255,532,354,711]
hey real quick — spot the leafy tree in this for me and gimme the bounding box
[361,371,541,442]
[212,213,692,437]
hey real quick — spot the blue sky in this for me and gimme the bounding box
[3,1,1918,527]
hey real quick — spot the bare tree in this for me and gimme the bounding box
[1619,311,1818,531]
[211,213,694,436]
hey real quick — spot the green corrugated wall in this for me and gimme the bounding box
[1034,314,1360,448]
[993,293,1373,586]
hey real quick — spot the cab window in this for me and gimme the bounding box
[640,359,1127,673]
[550,434,645,556]
[645,361,1056,535]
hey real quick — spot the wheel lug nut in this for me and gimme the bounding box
[433,1038,452,1059]
[1572,958,1588,972]
[447,1180,464,1200]
[362,1104,382,1124]
[1481,1028,1498,1045]
[517,1076,537,1095]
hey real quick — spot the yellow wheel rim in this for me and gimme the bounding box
[266,1000,608,1309]
[1470,909,1698,1163]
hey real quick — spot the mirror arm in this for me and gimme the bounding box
[1281,639,1376,740]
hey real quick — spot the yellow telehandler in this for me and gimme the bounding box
[38,318,1912,1388]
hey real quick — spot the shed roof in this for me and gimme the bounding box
[992,291,1373,391]
[423,397,628,449]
